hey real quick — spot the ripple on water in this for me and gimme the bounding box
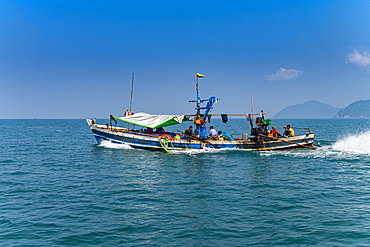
[2,119,370,246]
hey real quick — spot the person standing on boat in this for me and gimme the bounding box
[283,125,294,137]
[209,126,217,137]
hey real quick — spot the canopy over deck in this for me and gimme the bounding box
[113,113,191,129]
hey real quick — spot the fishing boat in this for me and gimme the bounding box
[86,74,316,153]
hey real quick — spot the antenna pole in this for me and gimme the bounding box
[130,72,134,112]
[196,77,200,115]
[251,95,254,114]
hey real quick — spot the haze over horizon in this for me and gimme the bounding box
[2,1,370,119]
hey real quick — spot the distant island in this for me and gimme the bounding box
[274,99,370,118]
[334,100,370,118]
[274,100,341,118]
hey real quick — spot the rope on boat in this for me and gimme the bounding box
[158,136,173,154]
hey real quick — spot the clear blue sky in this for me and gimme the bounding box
[1,0,370,119]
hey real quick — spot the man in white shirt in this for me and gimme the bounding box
[209,126,217,136]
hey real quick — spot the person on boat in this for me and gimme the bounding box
[123,110,131,117]
[155,127,165,133]
[209,126,217,136]
[185,126,194,136]
[146,127,154,134]
[271,126,281,137]
[217,131,224,141]
[283,125,294,137]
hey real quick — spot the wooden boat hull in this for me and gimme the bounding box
[87,119,315,152]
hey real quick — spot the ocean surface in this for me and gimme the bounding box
[2,118,370,246]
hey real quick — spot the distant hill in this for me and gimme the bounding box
[274,100,341,118]
[334,100,370,118]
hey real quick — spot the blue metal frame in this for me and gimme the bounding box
[189,76,220,135]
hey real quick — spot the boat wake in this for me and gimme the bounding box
[98,140,134,149]
[259,130,370,160]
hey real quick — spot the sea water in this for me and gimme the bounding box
[2,118,370,246]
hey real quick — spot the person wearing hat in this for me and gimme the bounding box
[271,126,281,137]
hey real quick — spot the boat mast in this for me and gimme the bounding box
[196,75,200,115]
[189,73,219,137]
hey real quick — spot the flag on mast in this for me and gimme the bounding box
[196,73,204,78]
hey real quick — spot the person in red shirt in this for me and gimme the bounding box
[271,126,281,137]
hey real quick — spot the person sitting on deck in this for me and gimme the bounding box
[271,126,281,137]
[185,126,197,140]
[283,125,294,137]
[209,126,217,136]
[123,110,131,117]
[217,131,224,141]
[146,128,154,134]
[185,126,194,136]
[155,127,165,133]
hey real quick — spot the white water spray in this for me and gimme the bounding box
[98,140,134,149]
[332,130,370,154]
